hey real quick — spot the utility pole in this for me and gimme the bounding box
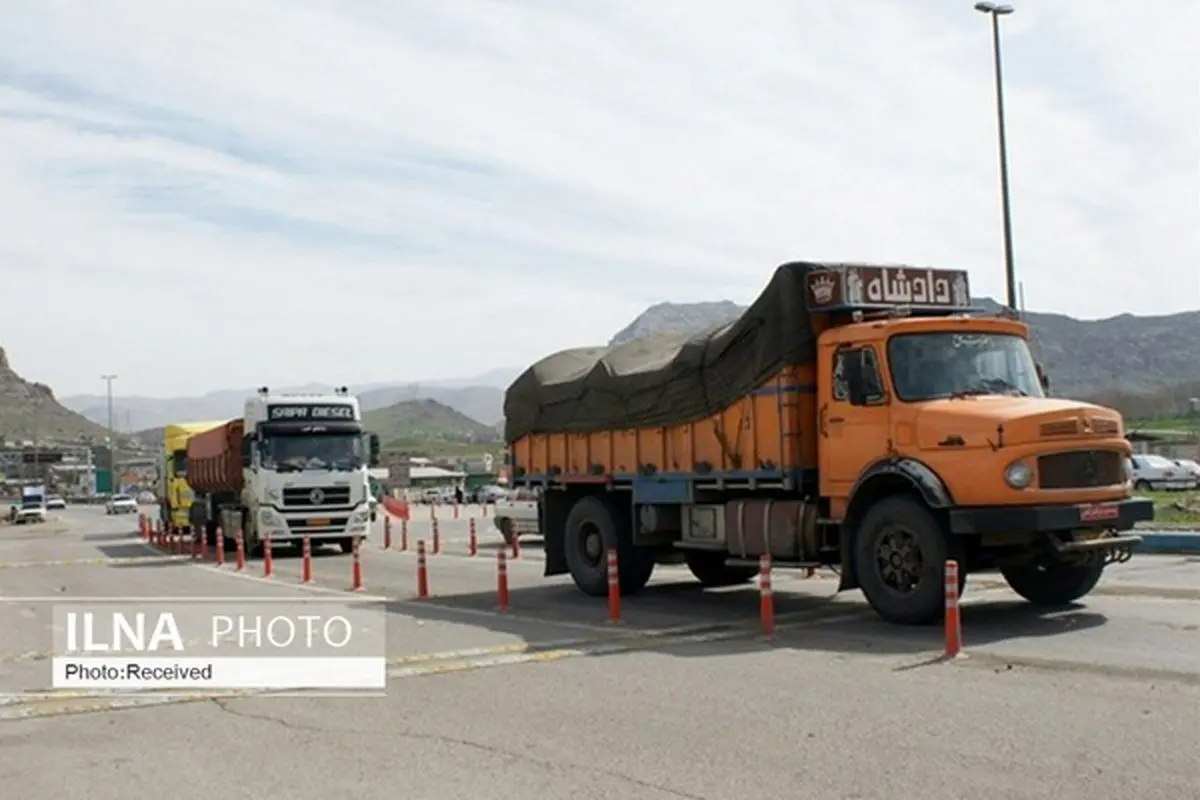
[974,2,1018,311]
[31,393,40,483]
[101,374,118,489]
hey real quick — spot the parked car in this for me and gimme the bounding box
[105,494,139,515]
[493,487,539,545]
[470,484,509,504]
[1128,455,1198,491]
[1174,459,1200,482]
[45,495,67,510]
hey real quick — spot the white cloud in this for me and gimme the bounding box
[0,0,1196,396]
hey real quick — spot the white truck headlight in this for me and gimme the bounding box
[1004,460,1034,489]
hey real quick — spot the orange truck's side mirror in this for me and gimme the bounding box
[1036,362,1050,394]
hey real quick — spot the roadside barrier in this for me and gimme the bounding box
[416,540,429,598]
[468,518,478,556]
[383,516,392,550]
[191,530,200,560]
[215,526,225,566]
[497,549,509,613]
[262,537,274,579]
[301,536,313,583]
[607,548,621,624]
[944,560,963,658]
[432,519,441,555]
[351,537,364,592]
[200,530,208,561]
[453,503,460,520]
[400,518,408,551]
[235,528,246,572]
[759,554,774,639]
[511,532,520,559]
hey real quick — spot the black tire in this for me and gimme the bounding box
[999,559,1104,607]
[338,537,355,554]
[562,495,654,596]
[684,551,758,587]
[854,495,956,625]
[1133,480,1150,492]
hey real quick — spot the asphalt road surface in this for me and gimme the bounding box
[0,506,1197,800]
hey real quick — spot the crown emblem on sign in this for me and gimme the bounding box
[810,274,836,304]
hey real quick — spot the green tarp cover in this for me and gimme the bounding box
[504,262,822,442]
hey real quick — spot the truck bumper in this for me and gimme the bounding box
[948,498,1154,537]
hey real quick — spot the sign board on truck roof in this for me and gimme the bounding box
[266,404,356,421]
[805,265,972,312]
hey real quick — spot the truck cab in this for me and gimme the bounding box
[815,308,1146,622]
[160,421,224,531]
[240,387,380,551]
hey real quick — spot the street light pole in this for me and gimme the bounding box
[101,374,117,487]
[974,1,1018,311]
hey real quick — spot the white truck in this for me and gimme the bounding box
[186,387,381,554]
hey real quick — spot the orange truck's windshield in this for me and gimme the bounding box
[887,331,1044,402]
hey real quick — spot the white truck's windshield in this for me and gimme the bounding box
[887,332,1044,402]
[260,433,365,471]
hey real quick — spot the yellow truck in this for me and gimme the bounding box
[159,421,224,530]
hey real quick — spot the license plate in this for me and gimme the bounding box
[308,518,331,527]
[1079,503,1120,522]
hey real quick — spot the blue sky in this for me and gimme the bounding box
[1,0,1197,397]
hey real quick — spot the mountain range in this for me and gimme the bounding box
[44,298,1200,432]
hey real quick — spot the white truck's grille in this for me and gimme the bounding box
[282,487,352,508]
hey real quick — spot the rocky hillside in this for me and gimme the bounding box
[0,347,111,443]
[609,301,744,346]
[610,298,1200,398]
[363,398,502,451]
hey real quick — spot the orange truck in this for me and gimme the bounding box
[505,261,1152,625]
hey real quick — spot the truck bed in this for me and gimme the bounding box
[509,363,817,484]
[186,419,244,494]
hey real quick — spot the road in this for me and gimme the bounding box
[0,506,1197,800]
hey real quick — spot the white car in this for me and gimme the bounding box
[1174,459,1200,482]
[45,496,67,510]
[494,487,540,545]
[105,494,139,515]
[9,501,47,525]
[1128,455,1198,492]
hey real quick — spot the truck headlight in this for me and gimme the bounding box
[350,510,370,524]
[1004,460,1034,489]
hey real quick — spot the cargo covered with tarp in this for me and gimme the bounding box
[504,262,824,442]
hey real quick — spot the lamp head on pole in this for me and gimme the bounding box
[974,2,1014,14]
